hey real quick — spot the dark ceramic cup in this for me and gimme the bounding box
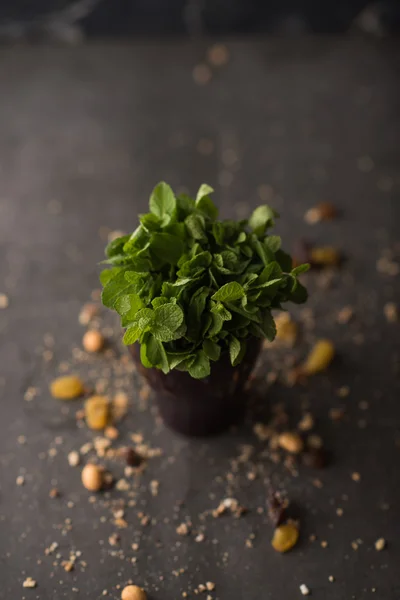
[129,340,261,437]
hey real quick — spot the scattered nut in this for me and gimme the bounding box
[278,432,304,454]
[79,302,99,325]
[0,293,9,309]
[68,451,80,467]
[301,339,335,375]
[176,522,190,536]
[271,523,299,553]
[192,64,212,85]
[275,312,298,346]
[310,246,341,267]
[81,463,104,492]
[112,391,129,421]
[384,302,398,323]
[297,413,314,432]
[82,330,104,353]
[121,585,147,600]
[337,306,353,324]
[22,577,37,589]
[207,43,229,67]
[85,396,110,430]
[299,583,310,596]
[304,202,337,224]
[375,538,386,551]
[50,375,84,400]
[206,582,215,591]
[105,426,119,440]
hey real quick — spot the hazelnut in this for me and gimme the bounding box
[121,585,147,600]
[81,463,104,492]
[82,330,104,353]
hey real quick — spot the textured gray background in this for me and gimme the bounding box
[0,39,399,599]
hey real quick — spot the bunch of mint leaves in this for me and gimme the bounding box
[100,182,308,379]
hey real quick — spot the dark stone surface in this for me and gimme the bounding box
[0,38,399,599]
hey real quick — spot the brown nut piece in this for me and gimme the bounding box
[81,463,104,492]
[271,523,299,553]
[278,432,304,454]
[121,585,147,600]
[304,202,337,224]
[85,395,110,430]
[50,375,84,400]
[82,330,104,353]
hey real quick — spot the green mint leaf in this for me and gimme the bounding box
[123,226,150,254]
[134,308,155,331]
[167,351,195,370]
[105,235,130,258]
[229,336,241,366]
[212,282,245,303]
[207,312,224,336]
[195,184,218,220]
[196,183,214,202]
[256,262,282,285]
[212,222,225,245]
[264,235,282,253]
[203,339,221,361]
[185,213,206,240]
[187,286,210,341]
[149,182,176,219]
[145,335,169,373]
[150,233,184,265]
[115,293,144,325]
[275,249,293,272]
[140,213,163,231]
[291,263,310,276]
[152,304,184,342]
[211,302,232,321]
[249,205,278,234]
[226,302,261,323]
[253,239,274,266]
[102,271,141,308]
[261,312,277,341]
[123,323,141,345]
[151,296,170,309]
[176,193,195,219]
[100,266,122,286]
[140,338,153,368]
[177,251,212,277]
[289,280,308,304]
[188,350,210,379]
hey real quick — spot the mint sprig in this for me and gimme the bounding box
[100,182,308,378]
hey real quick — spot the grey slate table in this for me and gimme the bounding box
[0,38,399,599]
